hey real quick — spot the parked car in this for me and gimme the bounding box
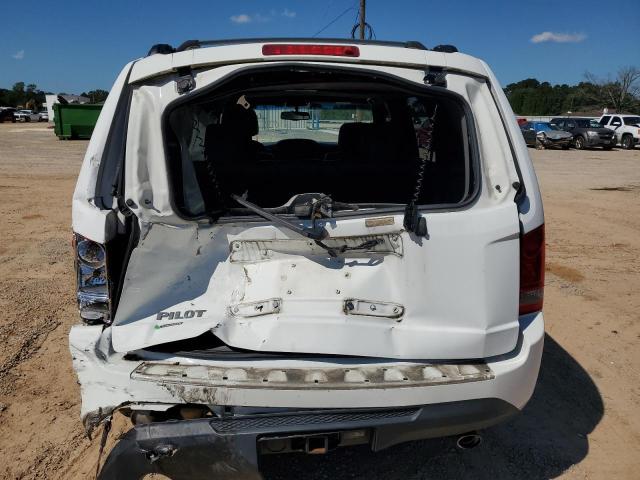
[39,110,49,122]
[550,117,615,150]
[0,107,16,123]
[520,121,572,149]
[14,109,40,122]
[70,38,545,479]
[598,114,640,149]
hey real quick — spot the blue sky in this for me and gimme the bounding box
[1,0,638,94]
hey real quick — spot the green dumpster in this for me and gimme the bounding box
[53,103,102,140]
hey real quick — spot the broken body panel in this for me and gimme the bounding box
[111,206,520,358]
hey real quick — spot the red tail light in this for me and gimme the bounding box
[519,224,545,315]
[262,44,360,57]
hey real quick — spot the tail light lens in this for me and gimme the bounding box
[519,224,545,315]
[262,44,360,57]
[74,233,110,324]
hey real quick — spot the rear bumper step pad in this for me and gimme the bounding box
[131,361,494,389]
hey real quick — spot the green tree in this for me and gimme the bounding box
[0,88,12,106]
[585,67,640,112]
[25,83,39,105]
[9,82,26,107]
[83,89,109,103]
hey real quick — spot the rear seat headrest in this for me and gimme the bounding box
[222,104,259,138]
[338,122,373,156]
[205,123,222,142]
[338,121,418,165]
[203,123,223,156]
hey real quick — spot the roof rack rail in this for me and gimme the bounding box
[147,43,175,56]
[147,38,429,56]
[432,44,459,53]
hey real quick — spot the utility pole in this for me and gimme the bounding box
[359,0,366,40]
[356,0,367,121]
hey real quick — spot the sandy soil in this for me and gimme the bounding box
[0,122,638,479]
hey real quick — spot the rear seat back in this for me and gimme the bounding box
[200,115,424,207]
[203,105,263,199]
[334,121,418,202]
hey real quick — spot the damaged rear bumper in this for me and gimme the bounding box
[98,399,517,480]
[71,314,543,477]
[71,313,543,422]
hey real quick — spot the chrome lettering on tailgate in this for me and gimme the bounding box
[156,309,207,320]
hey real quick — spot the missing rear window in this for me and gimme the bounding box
[164,67,477,218]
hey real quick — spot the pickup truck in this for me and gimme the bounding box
[598,114,640,149]
[69,38,545,479]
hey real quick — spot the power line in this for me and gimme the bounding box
[320,0,337,22]
[350,22,374,40]
[350,0,375,40]
[312,3,356,38]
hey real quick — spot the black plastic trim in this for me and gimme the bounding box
[432,44,458,53]
[94,64,135,210]
[147,43,175,56]
[97,399,518,479]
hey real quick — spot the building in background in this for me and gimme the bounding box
[45,94,90,122]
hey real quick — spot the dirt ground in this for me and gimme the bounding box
[0,122,638,479]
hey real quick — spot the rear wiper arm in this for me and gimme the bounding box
[231,195,382,258]
[231,194,327,240]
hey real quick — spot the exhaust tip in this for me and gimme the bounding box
[456,432,482,450]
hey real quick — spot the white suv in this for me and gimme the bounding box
[598,114,640,149]
[69,38,545,479]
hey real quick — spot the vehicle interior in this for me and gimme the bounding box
[164,67,476,218]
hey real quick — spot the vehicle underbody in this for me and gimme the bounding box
[96,400,518,480]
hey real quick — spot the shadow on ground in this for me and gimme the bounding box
[260,334,603,480]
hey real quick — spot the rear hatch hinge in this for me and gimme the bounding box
[423,67,447,87]
[175,67,195,94]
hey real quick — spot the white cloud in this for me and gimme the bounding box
[12,49,24,60]
[230,9,295,24]
[530,31,586,44]
[253,13,271,22]
[230,14,252,24]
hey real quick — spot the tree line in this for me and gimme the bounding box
[505,67,640,116]
[3,66,638,116]
[0,82,109,109]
